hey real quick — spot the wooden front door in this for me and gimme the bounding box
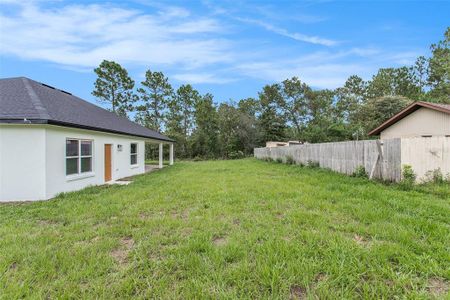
[104,144,112,182]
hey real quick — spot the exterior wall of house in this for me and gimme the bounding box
[0,124,147,202]
[44,126,146,199]
[380,107,450,139]
[0,125,47,201]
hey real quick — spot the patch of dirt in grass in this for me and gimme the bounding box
[139,212,151,220]
[121,236,134,248]
[289,285,306,299]
[37,219,59,226]
[256,236,268,244]
[232,218,240,225]
[282,236,291,242]
[181,227,192,237]
[315,273,328,283]
[353,234,371,247]
[74,236,100,247]
[9,262,17,270]
[427,277,449,297]
[171,209,189,219]
[92,222,104,229]
[111,236,134,265]
[310,273,328,294]
[212,236,227,246]
[384,279,395,288]
[79,281,91,292]
[275,212,284,219]
[148,250,165,261]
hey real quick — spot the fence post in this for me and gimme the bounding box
[369,140,383,179]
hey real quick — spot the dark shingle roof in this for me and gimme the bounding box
[0,77,173,142]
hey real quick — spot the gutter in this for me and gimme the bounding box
[0,119,175,143]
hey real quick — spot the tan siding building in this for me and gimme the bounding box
[369,102,450,139]
[380,107,450,139]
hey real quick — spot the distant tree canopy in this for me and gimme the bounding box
[92,27,450,159]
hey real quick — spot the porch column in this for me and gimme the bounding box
[159,143,163,169]
[169,143,174,165]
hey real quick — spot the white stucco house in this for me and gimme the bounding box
[368,101,450,139]
[0,77,174,202]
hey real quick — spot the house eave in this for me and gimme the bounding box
[0,118,175,143]
[368,101,450,136]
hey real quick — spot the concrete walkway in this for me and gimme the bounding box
[107,165,162,186]
[145,164,161,173]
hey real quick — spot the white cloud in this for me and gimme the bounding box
[0,1,425,88]
[235,17,338,46]
[386,51,421,66]
[236,60,367,89]
[232,48,400,89]
[349,47,381,57]
[0,2,231,69]
[158,6,190,18]
[251,5,327,24]
[233,47,420,89]
[172,72,236,84]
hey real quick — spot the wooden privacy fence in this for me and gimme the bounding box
[254,139,402,181]
[255,137,450,182]
[400,136,450,181]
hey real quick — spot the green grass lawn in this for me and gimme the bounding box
[1,159,449,299]
[145,159,170,166]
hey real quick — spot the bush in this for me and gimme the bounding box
[307,160,320,168]
[263,157,273,162]
[402,165,416,182]
[425,168,446,184]
[286,155,295,165]
[228,151,245,160]
[400,164,416,189]
[352,165,368,178]
[276,158,283,163]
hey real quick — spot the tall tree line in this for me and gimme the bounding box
[92,27,449,159]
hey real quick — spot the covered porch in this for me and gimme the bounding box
[145,140,174,171]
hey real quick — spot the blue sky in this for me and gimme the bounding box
[0,0,449,108]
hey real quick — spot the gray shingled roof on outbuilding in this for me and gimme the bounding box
[0,77,173,142]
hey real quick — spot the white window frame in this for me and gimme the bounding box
[66,138,94,179]
[130,143,138,167]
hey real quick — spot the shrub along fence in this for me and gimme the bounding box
[254,137,450,182]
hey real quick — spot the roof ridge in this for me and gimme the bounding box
[21,77,51,120]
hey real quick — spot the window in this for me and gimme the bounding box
[66,139,93,176]
[130,143,138,165]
